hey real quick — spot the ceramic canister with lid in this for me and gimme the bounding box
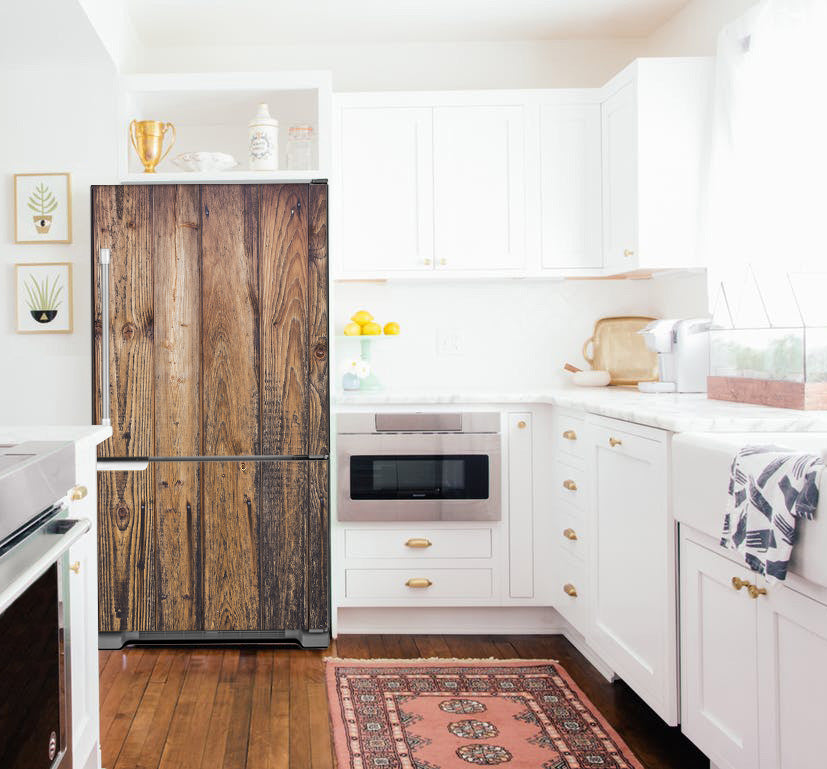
[248,103,279,171]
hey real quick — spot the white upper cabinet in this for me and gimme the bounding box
[433,106,525,272]
[601,59,713,273]
[602,84,639,270]
[539,104,602,271]
[333,60,711,279]
[337,105,434,273]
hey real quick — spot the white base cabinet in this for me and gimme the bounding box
[681,528,827,769]
[585,415,678,725]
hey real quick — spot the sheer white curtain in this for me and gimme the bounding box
[704,0,827,328]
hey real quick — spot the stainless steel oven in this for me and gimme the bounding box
[337,412,501,521]
[0,441,87,769]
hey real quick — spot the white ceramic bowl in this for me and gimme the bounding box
[572,370,611,387]
[172,152,238,172]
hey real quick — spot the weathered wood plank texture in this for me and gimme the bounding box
[307,184,329,457]
[98,467,155,631]
[260,184,309,457]
[153,185,202,632]
[93,185,154,458]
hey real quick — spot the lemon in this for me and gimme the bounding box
[383,322,400,335]
[350,310,374,326]
[343,322,362,336]
[361,321,382,335]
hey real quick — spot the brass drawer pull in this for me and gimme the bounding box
[609,437,622,447]
[562,430,577,441]
[624,249,635,257]
[405,538,432,548]
[406,578,432,588]
[69,561,81,574]
[732,576,752,591]
[748,584,767,599]
[69,485,88,501]
[517,420,527,429]
[563,528,578,541]
[563,583,578,597]
[562,479,578,492]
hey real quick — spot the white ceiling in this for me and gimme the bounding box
[126,0,692,47]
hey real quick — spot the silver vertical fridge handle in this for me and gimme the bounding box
[99,248,111,427]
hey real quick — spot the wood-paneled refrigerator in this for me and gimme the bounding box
[92,183,329,649]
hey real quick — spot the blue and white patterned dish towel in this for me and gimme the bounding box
[721,445,823,583]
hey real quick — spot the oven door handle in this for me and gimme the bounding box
[0,517,91,615]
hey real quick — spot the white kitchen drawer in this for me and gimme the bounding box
[555,501,586,562]
[553,547,588,633]
[553,411,586,460]
[345,568,493,600]
[589,421,664,465]
[345,528,492,560]
[552,460,587,511]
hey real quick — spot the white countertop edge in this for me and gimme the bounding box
[334,390,827,433]
[0,425,113,447]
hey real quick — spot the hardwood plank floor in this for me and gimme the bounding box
[99,635,708,769]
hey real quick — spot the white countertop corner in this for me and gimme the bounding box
[0,424,112,448]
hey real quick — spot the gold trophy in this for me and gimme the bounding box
[129,120,176,173]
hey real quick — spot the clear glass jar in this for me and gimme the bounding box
[286,124,314,171]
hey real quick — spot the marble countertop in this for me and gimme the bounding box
[0,425,112,448]
[334,388,827,433]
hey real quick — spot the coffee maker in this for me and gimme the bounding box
[637,318,711,393]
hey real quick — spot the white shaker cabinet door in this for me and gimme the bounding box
[586,419,678,725]
[338,106,434,273]
[601,84,638,271]
[539,104,602,270]
[681,537,760,769]
[757,581,827,769]
[433,106,525,272]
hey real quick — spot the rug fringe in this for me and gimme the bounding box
[324,657,560,664]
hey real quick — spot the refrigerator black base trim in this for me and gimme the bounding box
[99,629,330,650]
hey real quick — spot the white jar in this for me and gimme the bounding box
[248,103,278,171]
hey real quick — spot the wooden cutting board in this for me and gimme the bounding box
[582,316,659,385]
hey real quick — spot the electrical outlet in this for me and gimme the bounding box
[437,329,465,356]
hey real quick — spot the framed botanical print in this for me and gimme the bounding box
[14,172,72,244]
[15,262,73,333]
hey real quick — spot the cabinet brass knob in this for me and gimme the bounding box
[405,538,432,548]
[624,249,635,257]
[69,485,88,501]
[562,479,577,492]
[423,258,433,266]
[69,561,81,574]
[406,577,432,588]
[517,420,527,429]
[563,583,578,597]
[439,258,448,266]
[732,576,751,591]
[563,528,578,541]
[608,437,622,447]
[562,430,577,441]
[748,584,767,599]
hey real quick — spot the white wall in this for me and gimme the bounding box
[332,273,708,393]
[127,39,647,91]
[0,1,118,425]
[646,0,759,55]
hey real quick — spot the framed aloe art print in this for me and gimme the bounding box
[15,262,73,333]
[14,172,72,243]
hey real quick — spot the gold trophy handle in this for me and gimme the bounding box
[157,122,176,167]
[129,119,140,157]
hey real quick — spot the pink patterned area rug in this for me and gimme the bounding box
[325,658,644,768]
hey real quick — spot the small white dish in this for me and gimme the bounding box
[572,370,611,387]
[172,152,238,172]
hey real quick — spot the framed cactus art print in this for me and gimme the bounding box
[14,172,72,243]
[15,262,73,333]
